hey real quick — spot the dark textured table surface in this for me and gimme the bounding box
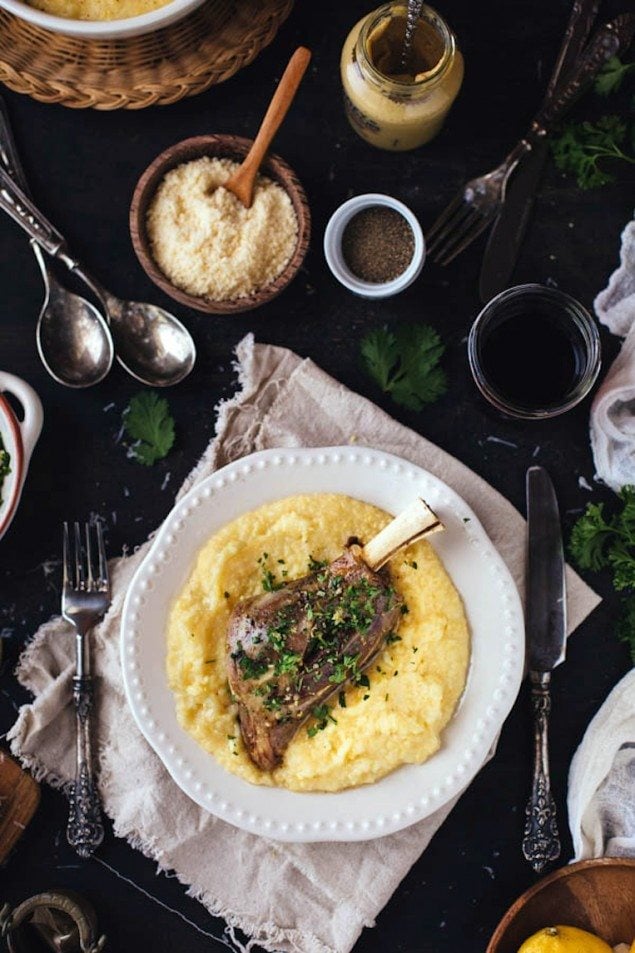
[0,0,633,950]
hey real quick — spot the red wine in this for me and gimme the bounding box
[479,308,585,410]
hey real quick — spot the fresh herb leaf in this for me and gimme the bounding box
[307,704,337,738]
[595,56,635,97]
[361,324,447,411]
[123,391,175,466]
[551,116,634,189]
[570,486,635,660]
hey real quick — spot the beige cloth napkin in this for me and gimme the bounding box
[9,335,600,953]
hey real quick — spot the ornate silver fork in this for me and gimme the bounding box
[426,14,634,266]
[62,521,111,859]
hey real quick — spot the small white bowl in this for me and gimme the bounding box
[0,373,43,542]
[0,0,204,40]
[323,193,425,299]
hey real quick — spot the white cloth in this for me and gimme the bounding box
[591,218,635,492]
[568,669,635,859]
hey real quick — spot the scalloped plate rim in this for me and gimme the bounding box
[121,446,525,842]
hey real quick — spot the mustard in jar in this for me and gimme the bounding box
[341,2,464,151]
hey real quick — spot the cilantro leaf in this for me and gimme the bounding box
[360,324,447,411]
[551,116,634,189]
[594,56,635,97]
[123,391,175,466]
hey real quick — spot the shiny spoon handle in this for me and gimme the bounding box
[0,164,77,265]
[0,96,31,195]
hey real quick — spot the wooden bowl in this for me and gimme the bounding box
[130,133,310,315]
[486,859,635,953]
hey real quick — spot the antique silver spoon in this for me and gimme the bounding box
[0,99,113,389]
[0,156,196,388]
[400,0,425,71]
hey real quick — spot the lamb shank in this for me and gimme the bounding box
[226,498,444,771]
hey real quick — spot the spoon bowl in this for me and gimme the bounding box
[33,245,114,389]
[130,134,311,315]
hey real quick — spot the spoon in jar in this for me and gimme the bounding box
[400,0,425,72]
[224,46,311,208]
[0,98,113,389]
[0,165,196,388]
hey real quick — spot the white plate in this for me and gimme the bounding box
[0,0,204,40]
[121,447,524,842]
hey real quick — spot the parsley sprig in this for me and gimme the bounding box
[123,391,175,466]
[569,486,635,662]
[551,116,634,190]
[361,324,447,411]
[594,56,635,97]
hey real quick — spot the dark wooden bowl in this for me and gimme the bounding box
[486,859,635,953]
[129,133,311,315]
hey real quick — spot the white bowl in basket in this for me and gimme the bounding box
[0,372,43,542]
[121,446,524,843]
[0,0,204,39]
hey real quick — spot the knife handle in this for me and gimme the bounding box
[529,14,635,138]
[522,671,561,873]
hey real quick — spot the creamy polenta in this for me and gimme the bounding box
[28,0,169,20]
[166,494,470,792]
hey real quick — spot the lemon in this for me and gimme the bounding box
[518,925,613,953]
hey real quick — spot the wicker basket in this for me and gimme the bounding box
[0,0,294,109]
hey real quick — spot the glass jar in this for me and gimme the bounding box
[468,285,601,420]
[341,2,464,151]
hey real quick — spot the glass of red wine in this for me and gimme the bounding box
[468,284,601,420]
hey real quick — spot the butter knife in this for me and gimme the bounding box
[478,0,599,304]
[522,466,567,873]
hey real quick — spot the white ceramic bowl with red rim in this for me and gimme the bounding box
[0,373,43,542]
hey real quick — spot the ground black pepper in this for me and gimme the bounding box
[341,206,414,283]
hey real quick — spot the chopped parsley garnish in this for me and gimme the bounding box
[257,553,284,592]
[308,555,328,571]
[0,436,10,505]
[307,705,337,738]
[386,633,402,644]
[234,651,269,680]
[338,692,347,708]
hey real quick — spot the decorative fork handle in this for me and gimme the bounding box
[522,671,560,873]
[530,14,635,137]
[67,673,105,859]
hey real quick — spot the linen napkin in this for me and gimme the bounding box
[591,217,635,492]
[568,669,635,859]
[9,335,600,953]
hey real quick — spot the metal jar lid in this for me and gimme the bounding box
[0,890,106,953]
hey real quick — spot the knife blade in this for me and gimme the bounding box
[526,465,567,671]
[522,465,566,872]
[479,0,599,304]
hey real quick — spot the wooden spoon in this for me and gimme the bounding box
[224,46,311,208]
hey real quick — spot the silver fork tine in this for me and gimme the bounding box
[96,522,108,591]
[62,522,72,594]
[85,523,94,592]
[74,521,84,590]
[437,215,492,266]
[426,193,463,242]
[430,207,482,263]
[427,202,474,256]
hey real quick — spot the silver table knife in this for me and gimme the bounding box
[479,0,600,303]
[522,466,567,873]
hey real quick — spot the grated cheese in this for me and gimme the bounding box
[146,157,298,302]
